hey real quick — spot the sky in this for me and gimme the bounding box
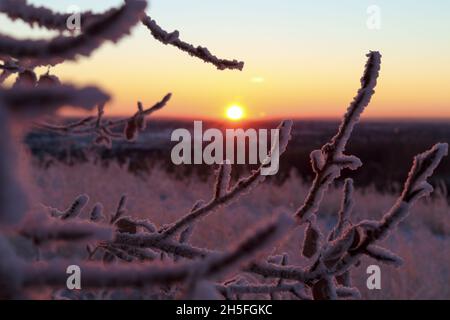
[1,0,450,120]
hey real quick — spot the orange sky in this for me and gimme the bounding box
[2,1,450,120]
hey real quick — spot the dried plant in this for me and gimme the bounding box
[0,1,447,300]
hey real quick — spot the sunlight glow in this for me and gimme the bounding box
[226,105,245,120]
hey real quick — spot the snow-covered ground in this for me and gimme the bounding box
[31,160,450,299]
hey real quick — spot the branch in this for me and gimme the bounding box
[115,231,212,259]
[0,0,104,32]
[0,84,110,118]
[315,143,448,279]
[0,0,147,66]
[328,178,354,241]
[295,51,381,223]
[15,214,293,291]
[49,194,89,220]
[364,245,403,267]
[19,211,114,244]
[0,2,244,71]
[142,15,244,71]
[35,93,171,147]
[158,120,293,239]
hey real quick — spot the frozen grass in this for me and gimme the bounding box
[32,160,450,299]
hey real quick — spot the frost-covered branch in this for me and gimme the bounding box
[117,232,212,259]
[328,178,354,241]
[142,15,244,71]
[307,143,448,282]
[363,245,403,267]
[101,243,158,262]
[295,52,381,224]
[0,0,105,32]
[19,211,114,244]
[0,1,244,71]
[245,262,311,283]
[268,253,289,299]
[49,194,89,220]
[371,143,448,239]
[158,120,293,239]
[35,93,171,148]
[245,144,447,295]
[1,84,110,117]
[301,217,323,259]
[3,213,292,294]
[0,0,147,66]
[115,227,316,285]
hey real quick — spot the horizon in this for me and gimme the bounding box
[52,113,450,124]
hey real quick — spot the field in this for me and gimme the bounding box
[26,120,450,299]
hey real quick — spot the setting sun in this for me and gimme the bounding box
[226,105,245,120]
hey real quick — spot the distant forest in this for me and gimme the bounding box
[27,119,450,196]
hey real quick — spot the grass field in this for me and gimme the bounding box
[30,160,450,299]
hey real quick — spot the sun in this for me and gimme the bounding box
[226,105,245,121]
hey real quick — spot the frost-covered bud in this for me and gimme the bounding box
[37,73,61,87]
[179,225,194,244]
[302,220,322,258]
[310,150,325,173]
[13,70,37,88]
[89,203,104,222]
[124,118,138,141]
[61,194,89,219]
[365,245,403,267]
[333,155,362,171]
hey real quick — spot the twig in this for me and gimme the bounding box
[142,15,244,71]
[0,0,147,66]
[158,120,292,238]
[295,52,382,224]
[34,93,171,146]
